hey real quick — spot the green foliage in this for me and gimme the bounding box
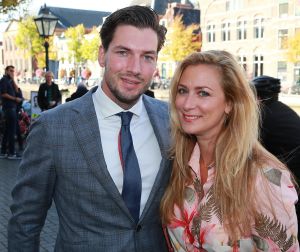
[1,0,26,13]
[287,32,300,63]
[1,0,30,22]
[65,24,85,63]
[160,15,201,63]
[65,25,100,64]
[80,27,101,62]
[15,16,57,69]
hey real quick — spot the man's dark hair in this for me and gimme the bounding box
[5,65,14,71]
[252,75,281,101]
[100,5,167,52]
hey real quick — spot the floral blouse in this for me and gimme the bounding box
[167,144,299,252]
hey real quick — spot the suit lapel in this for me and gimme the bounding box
[70,88,132,219]
[140,96,171,220]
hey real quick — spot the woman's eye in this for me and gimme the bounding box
[199,90,209,97]
[177,87,187,94]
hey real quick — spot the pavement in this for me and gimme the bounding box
[0,158,58,251]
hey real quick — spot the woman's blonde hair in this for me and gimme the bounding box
[160,50,287,241]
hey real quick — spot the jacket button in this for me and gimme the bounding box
[136,225,142,232]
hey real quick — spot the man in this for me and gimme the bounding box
[252,75,300,240]
[252,76,300,179]
[37,71,61,111]
[8,6,171,252]
[0,65,22,159]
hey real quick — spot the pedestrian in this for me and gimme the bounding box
[37,71,61,111]
[65,84,88,102]
[0,65,22,160]
[252,75,300,241]
[13,80,24,152]
[160,51,299,251]
[8,5,171,252]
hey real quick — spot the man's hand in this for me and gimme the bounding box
[15,97,22,103]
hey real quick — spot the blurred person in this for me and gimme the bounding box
[160,51,299,251]
[144,89,155,98]
[0,65,22,160]
[65,84,88,102]
[8,5,171,252]
[252,75,300,241]
[68,68,75,85]
[252,75,300,181]
[13,80,25,152]
[37,71,61,111]
[79,68,92,87]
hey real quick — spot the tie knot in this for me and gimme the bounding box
[118,112,133,126]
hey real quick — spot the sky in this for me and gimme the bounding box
[0,0,132,36]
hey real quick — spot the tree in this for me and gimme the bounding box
[65,24,85,64]
[160,15,201,63]
[80,27,101,62]
[15,16,56,69]
[287,32,300,63]
[65,25,101,82]
[1,0,30,21]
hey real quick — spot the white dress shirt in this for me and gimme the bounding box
[92,85,162,216]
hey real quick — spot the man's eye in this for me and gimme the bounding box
[199,90,209,97]
[144,55,155,62]
[117,51,128,56]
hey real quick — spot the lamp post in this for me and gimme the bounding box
[34,4,58,71]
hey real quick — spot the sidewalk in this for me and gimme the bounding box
[0,158,58,251]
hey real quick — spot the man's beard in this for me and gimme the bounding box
[105,72,151,105]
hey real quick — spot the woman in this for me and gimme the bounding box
[161,50,299,251]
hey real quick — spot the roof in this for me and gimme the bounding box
[130,0,189,15]
[39,6,111,29]
[173,7,200,26]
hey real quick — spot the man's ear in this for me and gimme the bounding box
[98,45,105,67]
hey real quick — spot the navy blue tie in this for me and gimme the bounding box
[118,112,141,223]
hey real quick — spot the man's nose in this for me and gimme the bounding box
[127,55,141,75]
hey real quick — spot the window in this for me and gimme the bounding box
[226,0,242,11]
[161,63,166,79]
[278,29,288,49]
[294,62,300,85]
[254,17,264,39]
[238,55,247,71]
[254,54,264,77]
[221,22,231,41]
[277,61,287,82]
[207,24,216,42]
[296,0,300,16]
[237,19,247,40]
[279,1,288,17]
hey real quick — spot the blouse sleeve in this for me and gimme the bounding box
[254,167,299,252]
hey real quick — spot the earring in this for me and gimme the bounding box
[224,113,229,126]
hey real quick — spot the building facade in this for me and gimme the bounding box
[2,6,110,83]
[3,20,33,82]
[200,0,300,92]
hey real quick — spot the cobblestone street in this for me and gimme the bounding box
[0,158,58,251]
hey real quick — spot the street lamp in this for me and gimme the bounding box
[34,4,58,71]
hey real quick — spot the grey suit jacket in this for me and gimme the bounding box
[8,88,172,252]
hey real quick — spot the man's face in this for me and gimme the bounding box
[98,25,158,109]
[45,74,53,85]
[6,67,15,79]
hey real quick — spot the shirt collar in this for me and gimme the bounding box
[93,83,143,119]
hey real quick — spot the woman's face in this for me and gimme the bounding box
[175,64,231,141]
